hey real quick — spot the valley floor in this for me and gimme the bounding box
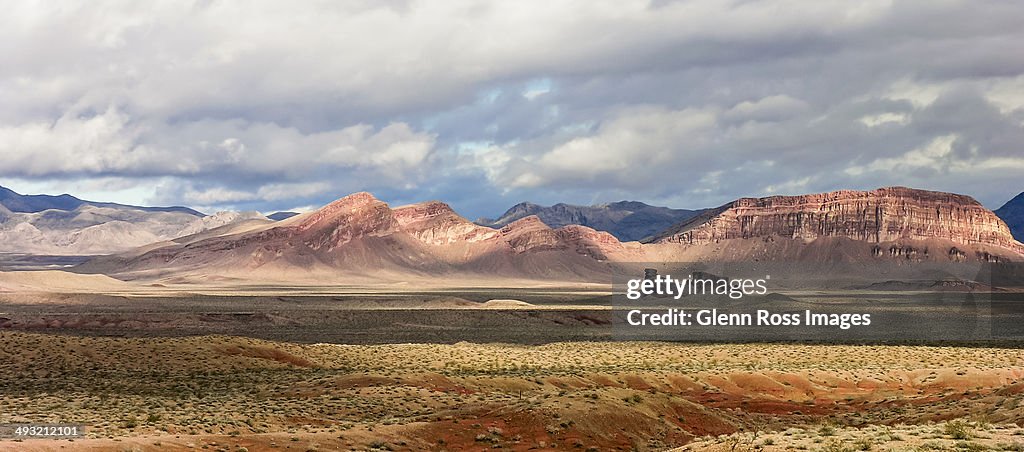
[1,333,1023,451]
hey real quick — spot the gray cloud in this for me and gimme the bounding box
[1,0,1022,218]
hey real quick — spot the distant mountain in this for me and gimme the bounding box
[652,187,1023,261]
[995,192,1024,241]
[268,211,300,221]
[79,188,1024,283]
[0,186,202,215]
[0,186,267,255]
[80,193,630,280]
[174,211,269,237]
[476,201,703,242]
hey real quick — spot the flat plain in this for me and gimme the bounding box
[3,266,1024,451]
[3,332,1024,451]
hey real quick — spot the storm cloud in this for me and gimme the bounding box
[1,0,1022,217]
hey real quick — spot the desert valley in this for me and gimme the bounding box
[0,185,1023,450]
[9,0,1024,449]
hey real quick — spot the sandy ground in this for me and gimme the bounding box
[2,270,1024,450]
[0,269,611,298]
[0,333,1023,451]
[677,421,1024,451]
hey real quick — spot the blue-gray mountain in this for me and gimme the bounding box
[0,186,202,216]
[268,211,300,221]
[996,192,1024,241]
[476,201,704,242]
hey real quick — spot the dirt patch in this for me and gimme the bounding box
[211,343,316,367]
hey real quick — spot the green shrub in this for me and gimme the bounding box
[944,420,973,440]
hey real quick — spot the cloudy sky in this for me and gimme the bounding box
[2,0,1023,218]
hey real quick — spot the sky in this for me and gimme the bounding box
[1,0,1023,218]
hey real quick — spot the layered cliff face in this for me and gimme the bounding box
[295,192,400,252]
[556,225,629,260]
[654,187,1023,257]
[393,201,498,245]
[79,187,1024,281]
[497,216,563,254]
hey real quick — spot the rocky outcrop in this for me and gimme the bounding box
[498,216,564,254]
[654,187,1023,256]
[555,225,626,260]
[81,194,637,279]
[296,192,399,251]
[80,188,1024,280]
[492,215,632,259]
[478,201,702,242]
[393,201,498,245]
[478,202,543,226]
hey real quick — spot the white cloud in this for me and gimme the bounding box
[256,182,332,202]
[760,176,815,196]
[982,75,1024,114]
[725,95,810,122]
[0,0,949,123]
[860,112,910,127]
[2,0,1024,214]
[846,134,957,176]
[0,108,435,181]
[0,108,146,176]
[882,79,947,109]
[183,187,255,205]
[478,106,718,189]
[182,182,334,205]
[321,124,435,175]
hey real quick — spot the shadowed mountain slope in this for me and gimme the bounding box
[0,185,201,215]
[77,188,1024,284]
[78,193,640,281]
[477,201,702,242]
[995,192,1024,242]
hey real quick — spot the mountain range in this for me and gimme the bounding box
[0,186,269,255]
[4,184,1023,276]
[476,201,702,242]
[78,193,631,281]
[0,186,200,215]
[77,187,1024,283]
[996,192,1024,242]
[268,211,300,221]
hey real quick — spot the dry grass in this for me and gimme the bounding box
[1,332,1023,450]
[679,420,1024,451]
